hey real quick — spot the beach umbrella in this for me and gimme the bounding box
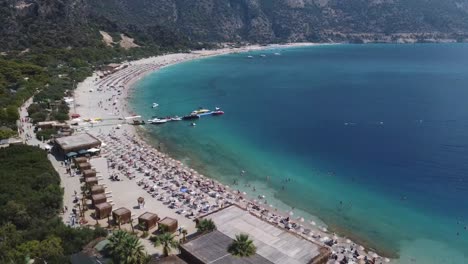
[299,217,305,222]
[359,245,365,251]
[346,239,352,244]
[310,221,316,226]
[289,211,294,216]
[372,253,379,258]
[384,258,390,262]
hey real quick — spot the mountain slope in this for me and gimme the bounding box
[2,0,468,51]
[88,0,468,43]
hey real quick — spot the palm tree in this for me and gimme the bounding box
[151,233,179,257]
[228,234,256,257]
[106,230,149,264]
[122,235,149,264]
[106,230,128,261]
[196,218,216,233]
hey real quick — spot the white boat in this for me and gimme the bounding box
[247,55,254,59]
[148,118,168,124]
[171,116,182,121]
[260,54,266,57]
[274,52,281,56]
[152,103,159,108]
[191,108,211,115]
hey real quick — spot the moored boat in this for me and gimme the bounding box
[212,110,224,116]
[152,103,159,108]
[182,114,200,120]
[148,118,168,124]
[191,108,211,115]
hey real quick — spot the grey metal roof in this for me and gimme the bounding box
[205,206,323,264]
[181,230,272,264]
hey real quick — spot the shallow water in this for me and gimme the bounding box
[130,44,468,263]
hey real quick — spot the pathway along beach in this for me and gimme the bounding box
[69,44,394,263]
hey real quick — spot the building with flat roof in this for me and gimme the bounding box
[54,133,101,156]
[191,205,329,264]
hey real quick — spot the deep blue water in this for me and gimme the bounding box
[130,44,468,263]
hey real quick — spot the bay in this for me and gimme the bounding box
[130,44,468,263]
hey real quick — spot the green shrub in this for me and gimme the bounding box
[36,129,56,140]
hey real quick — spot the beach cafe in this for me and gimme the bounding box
[53,133,102,159]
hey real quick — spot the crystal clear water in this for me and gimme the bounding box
[130,44,468,263]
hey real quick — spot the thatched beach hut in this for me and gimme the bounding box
[85,177,98,188]
[138,212,159,231]
[112,207,131,225]
[91,185,105,195]
[159,217,178,233]
[95,202,112,219]
[83,169,96,178]
[73,157,87,165]
[77,162,91,172]
[92,193,107,206]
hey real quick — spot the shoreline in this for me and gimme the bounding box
[73,42,392,262]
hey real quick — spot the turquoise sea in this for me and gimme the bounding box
[130,44,468,263]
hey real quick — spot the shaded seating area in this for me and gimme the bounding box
[158,217,178,233]
[91,185,105,195]
[83,169,97,178]
[138,212,159,231]
[73,157,88,165]
[78,162,91,172]
[112,207,132,225]
[95,202,112,219]
[92,193,107,206]
[85,177,98,188]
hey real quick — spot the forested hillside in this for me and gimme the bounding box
[2,0,468,51]
[89,0,468,43]
[0,145,107,263]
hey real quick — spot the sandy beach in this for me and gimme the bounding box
[67,43,390,263]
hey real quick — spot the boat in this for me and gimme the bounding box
[191,123,197,127]
[197,111,214,117]
[274,52,281,56]
[247,55,254,59]
[212,110,224,116]
[152,103,159,108]
[191,108,211,115]
[182,115,200,120]
[260,54,266,57]
[171,116,182,121]
[148,118,168,124]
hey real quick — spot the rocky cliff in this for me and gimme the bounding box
[88,0,468,43]
[2,0,468,51]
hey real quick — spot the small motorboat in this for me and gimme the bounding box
[152,103,159,108]
[171,116,182,121]
[247,55,254,59]
[148,118,168,124]
[212,110,224,116]
[191,123,197,127]
[191,108,211,115]
[260,54,266,57]
[274,52,281,56]
[153,118,168,124]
